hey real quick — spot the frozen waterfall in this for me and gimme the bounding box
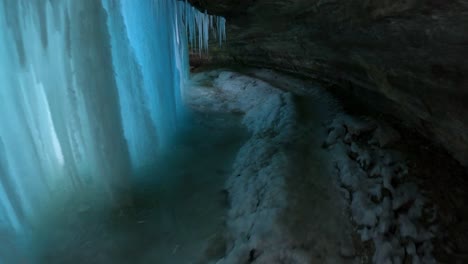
[0,0,226,254]
[102,0,225,169]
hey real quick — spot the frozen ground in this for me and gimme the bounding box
[188,70,359,263]
[29,111,248,264]
[188,69,440,264]
[22,69,443,264]
[324,114,437,264]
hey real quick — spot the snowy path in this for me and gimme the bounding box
[187,70,358,263]
[188,69,438,264]
[28,69,438,264]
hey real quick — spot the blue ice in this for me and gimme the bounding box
[0,0,225,261]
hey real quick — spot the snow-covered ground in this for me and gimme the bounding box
[187,70,357,263]
[23,69,439,264]
[187,69,438,264]
[325,114,437,264]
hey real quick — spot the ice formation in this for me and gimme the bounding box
[0,0,226,254]
[179,0,227,54]
[104,0,227,168]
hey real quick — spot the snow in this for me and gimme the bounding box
[325,113,438,263]
[188,69,357,264]
[187,68,443,263]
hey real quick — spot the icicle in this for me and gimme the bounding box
[176,0,227,54]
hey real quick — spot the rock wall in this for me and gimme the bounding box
[190,0,468,167]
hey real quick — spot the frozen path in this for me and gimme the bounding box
[187,70,359,263]
[188,69,439,264]
[27,69,438,264]
[27,68,358,264]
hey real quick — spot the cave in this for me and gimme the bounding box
[0,0,467,263]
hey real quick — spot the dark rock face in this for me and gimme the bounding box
[190,0,468,167]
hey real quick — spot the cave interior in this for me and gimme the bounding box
[0,0,467,263]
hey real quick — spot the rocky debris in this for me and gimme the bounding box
[325,114,438,264]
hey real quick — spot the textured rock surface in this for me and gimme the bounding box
[190,0,468,167]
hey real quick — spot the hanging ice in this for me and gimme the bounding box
[102,0,227,169]
[0,0,226,259]
[177,0,227,55]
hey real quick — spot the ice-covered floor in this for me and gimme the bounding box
[30,112,248,264]
[27,69,360,264]
[186,69,446,263]
[19,68,459,263]
[187,70,358,263]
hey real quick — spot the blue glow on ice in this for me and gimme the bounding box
[103,0,226,168]
[0,0,226,259]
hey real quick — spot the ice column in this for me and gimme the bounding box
[0,0,227,246]
[0,0,132,236]
[103,0,227,170]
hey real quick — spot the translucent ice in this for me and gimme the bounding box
[0,0,226,253]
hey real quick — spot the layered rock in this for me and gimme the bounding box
[190,0,468,167]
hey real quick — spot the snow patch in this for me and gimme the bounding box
[189,70,356,264]
[326,114,437,264]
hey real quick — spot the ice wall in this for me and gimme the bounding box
[102,0,226,169]
[0,0,226,253]
[0,0,133,236]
